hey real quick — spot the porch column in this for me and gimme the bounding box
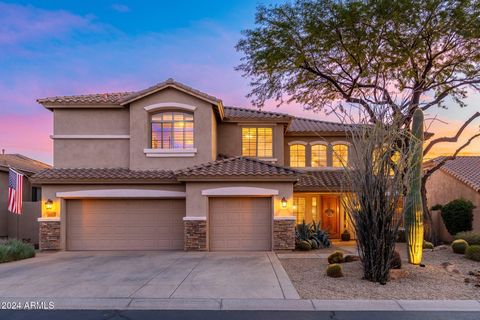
[38,218,61,250]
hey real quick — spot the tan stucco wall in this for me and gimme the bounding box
[0,172,8,237]
[54,108,129,135]
[185,181,294,219]
[426,170,480,233]
[54,139,130,168]
[129,88,216,170]
[217,123,285,165]
[284,135,354,168]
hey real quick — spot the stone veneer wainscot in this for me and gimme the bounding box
[273,217,296,250]
[184,218,207,251]
[39,219,61,250]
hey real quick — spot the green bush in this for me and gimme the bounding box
[0,239,35,263]
[465,245,480,261]
[390,250,402,269]
[344,255,360,263]
[455,231,480,245]
[327,251,344,264]
[423,240,434,249]
[326,263,343,278]
[441,199,475,235]
[452,239,469,254]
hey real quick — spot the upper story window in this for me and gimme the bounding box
[151,111,194,149]
[241,127,273,158]
[311,144,327,167]
[332,144,349,167]
[289,144,306,167]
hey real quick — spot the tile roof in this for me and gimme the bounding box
[0,154,51,175]
[37,92,133,105]
[119,78,222,105]
[31,168,177,183]
[288,117,358,134]
[223,106,292,121]
[176,156,298,180]
[295,170,349,192]
[433,156,480,192]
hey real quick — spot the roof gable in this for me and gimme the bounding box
[0,154,51,175]
[431,156,480,192]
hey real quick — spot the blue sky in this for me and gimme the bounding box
[0,0,478,163]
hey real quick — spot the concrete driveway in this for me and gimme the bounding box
[0,251,298,300]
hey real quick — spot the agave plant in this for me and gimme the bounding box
[310,221,331,248]
[295,220,312,242]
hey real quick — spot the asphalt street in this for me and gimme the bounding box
[1,310,479,320]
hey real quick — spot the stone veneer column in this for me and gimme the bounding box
[184,217,207,251]
[38,218,61,251]
[273,217,296,250]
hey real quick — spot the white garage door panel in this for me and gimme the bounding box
[67,199,185,251]
[209,197,271,251]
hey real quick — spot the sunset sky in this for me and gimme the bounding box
[1,0,479,164]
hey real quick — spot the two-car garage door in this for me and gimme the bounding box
[66,199,185,251]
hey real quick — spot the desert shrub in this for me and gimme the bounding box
[296,240,311,251]
[390,250,402,269]
[455,231,480,245]
[441,199,475,235]
[0,239,35,263]
[295,221,331,250]
[326,263,343,278]
[423,240,434,249]
[344,255,360,263]
[328,251,344,264]
[452,239,469,254]
[465,245,480,261]
[396,228,406,243]
[431,204,443,211]
[311,221,331,248]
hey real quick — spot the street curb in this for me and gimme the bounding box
[1,297,480,311]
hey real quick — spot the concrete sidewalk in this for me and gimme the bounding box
[1,297,479,311]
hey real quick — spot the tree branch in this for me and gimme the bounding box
[423,112,480,156]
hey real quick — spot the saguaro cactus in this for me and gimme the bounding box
[405,108,424,265]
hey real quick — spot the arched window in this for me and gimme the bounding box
[332,144,349,167]
[151,111,194,149]
[311,144,327,167]
[289,144,306,167]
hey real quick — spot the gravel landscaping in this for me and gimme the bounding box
[279,243,480,299]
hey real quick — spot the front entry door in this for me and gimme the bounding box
[321,196,340,238]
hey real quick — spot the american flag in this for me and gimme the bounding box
[8,168,23,214]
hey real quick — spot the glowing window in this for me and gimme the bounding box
[241,127,273,157]
[293,197,306,224]
[332,144,349,167]
[151,112,194,149]
[289,144,306,167]
[311,144,327,167]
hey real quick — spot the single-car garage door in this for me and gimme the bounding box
[209,197,272,251]
[67,199,185,250]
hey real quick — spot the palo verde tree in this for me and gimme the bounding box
[237,0,480,250]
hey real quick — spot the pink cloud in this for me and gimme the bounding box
[0,2,96,45]
[0,113,52,164]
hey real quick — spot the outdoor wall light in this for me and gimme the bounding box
[45,199,54,210]
[281,197,288,209]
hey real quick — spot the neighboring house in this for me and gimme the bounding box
[33,79,355,251]
[0,153,51,246]
[425,156,480,240]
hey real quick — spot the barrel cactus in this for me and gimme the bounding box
[404,108,424,265]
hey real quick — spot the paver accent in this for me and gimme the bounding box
[39,220,61,250]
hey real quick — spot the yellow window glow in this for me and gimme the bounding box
[289,144,306,167]
[241,127,272,157]
[332,144,349,167]
[311,144,327,167]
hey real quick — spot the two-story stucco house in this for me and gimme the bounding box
[33,79,354,251]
